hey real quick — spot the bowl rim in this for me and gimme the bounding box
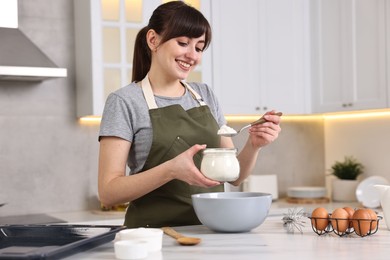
[191,191,272,199]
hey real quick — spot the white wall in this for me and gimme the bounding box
[0,0,101,216]
[324,114,390,183]
[229,118,326,197]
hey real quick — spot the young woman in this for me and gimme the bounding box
[98,1,281,228]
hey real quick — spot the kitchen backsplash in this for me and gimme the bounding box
[227,118,326,195]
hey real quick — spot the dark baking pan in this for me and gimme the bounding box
[0,224,126,259]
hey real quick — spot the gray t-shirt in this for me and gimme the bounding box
[99,81,226,174]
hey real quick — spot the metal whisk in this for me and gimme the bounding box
[282,208,307,234]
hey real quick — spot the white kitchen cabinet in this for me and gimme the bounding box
[74,0,212,117]
[311,0,388,113]
[210,0,311,115]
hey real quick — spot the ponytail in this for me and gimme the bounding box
[132,27,151,82]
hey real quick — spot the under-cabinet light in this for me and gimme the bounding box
[79,116,102,125]
[78,109,390,125]
[225,114,323,123]
[323,109,390,120]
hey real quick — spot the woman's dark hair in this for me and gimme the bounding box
[132,1,212,82]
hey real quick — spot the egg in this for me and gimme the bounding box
[343,206,355,228]
[331,208,349,233]
[311,207,329,231]
[366,208,378,231]
[352,209,372,236]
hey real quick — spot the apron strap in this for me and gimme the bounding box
[181,81,207,106]
[141,76,158,109]
[141,75,207,109]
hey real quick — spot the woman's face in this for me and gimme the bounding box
[155,34,206,80]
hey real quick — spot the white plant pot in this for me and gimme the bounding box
[332,179,359,202]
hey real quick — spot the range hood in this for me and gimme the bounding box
[0,0,67,81]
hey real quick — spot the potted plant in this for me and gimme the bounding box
[330,156,364,202]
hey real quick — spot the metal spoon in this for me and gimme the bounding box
[218,112,283,137]
[0,203,7,208]
[161,227,201,246]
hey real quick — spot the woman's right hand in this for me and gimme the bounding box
[168,144,221,187]
[99,138,220,207]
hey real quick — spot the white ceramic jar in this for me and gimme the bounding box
[200,148,240,182]
[116,228,163,252]
[114,240,148,259]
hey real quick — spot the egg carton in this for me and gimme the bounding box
[308,215,383,237]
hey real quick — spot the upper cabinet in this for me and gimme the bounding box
[311,0,388,113]
[74,0,211,117]
[210,0,311,115]
[211,0,390,115]
[74,0,390,117]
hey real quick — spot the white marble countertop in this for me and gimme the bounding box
[49,209,126,225]
[52,200,390,260]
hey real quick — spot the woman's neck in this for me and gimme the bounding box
[147,71,185,97]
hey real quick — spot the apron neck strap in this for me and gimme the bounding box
[181,81,207,106]
[141,75,207,109]
[141,75,158,109]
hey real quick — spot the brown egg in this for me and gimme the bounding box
[311,207,329,231]
[343,206,355,228]
[366,209,378,231]
[352,209,372,236]
[331,208,349,233]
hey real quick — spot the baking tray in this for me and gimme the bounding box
[0,224,126,259]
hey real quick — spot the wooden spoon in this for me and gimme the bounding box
[161,227,201,246]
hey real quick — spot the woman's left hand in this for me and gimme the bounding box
[248,110,282,149]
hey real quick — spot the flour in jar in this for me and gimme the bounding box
[201,148,240,182]
[217,125,237,135]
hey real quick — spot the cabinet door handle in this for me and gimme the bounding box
[255,106,268,111]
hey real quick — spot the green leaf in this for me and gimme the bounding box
[330,156,364,180]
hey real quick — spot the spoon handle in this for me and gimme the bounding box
[250,112,283,126]
[161,227,184,239]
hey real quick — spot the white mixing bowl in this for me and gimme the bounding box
[192,192,272,233]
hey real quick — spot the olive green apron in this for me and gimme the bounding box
[124,75,224,228]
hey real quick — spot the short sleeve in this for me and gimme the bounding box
[99,93,133,142]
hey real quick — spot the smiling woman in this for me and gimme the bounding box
[97,1,282,229]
